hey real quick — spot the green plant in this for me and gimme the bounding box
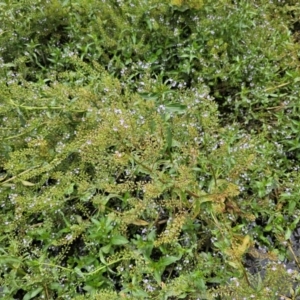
[1,0,300,299]
[212,262,297,300]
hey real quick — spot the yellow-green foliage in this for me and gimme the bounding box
[170,0,204,9]
[1,0,300,299]
[0,56,294,299]
[212,262,297,300]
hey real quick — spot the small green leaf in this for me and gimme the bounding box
[0,183,13,187]
[23,287,43,300]
[288,200,296,215]
[0,255,22,265]
[74,267,85,278]
[159,255,181,267]
[228,261,239,269]
[285,227,292,240]
[99,250,107,265]
[264,224,273,232]
[138,92,159,100]
[3,62,15,67]
[111,235,129,245]
[101,244,111,254]
[21,180,35,186]
[165,103,187,114]
[64,183,74,194]
[91,218,100,226]
[0,173,7,181]
[154,269,162,283]
[171,139,181,147]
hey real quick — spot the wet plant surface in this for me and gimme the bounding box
[1,0,300,299]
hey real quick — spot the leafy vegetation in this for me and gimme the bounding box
[1,0,300,299]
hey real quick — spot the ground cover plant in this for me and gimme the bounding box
[1,0,300,299]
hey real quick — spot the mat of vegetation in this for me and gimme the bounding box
[1,0,300,299]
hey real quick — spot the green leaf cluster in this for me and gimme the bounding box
[1,0,300,299]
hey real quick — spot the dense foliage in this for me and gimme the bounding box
[1,0,300,299]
